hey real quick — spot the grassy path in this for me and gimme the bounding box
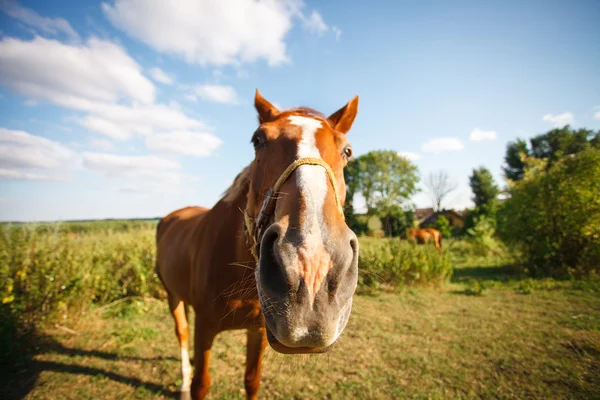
[6,266,600,399]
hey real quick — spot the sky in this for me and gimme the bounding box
[0,0,599,222]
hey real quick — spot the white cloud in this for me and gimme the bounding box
[83,152,181,186]
[0,35,217,151]
[0,36,155,106]
[195,84,239,104]
[397,151,421,161]
[542,112,574,127]
[303,10,328,35]
[89,138,114,151]
[0,127,75,181]
[469,128,497,141]
[0,168,70,181]
[79,116,130,140]
[76,102,208,140]
[102,0,326,67]
[118,182,173,194]
[594,109,600,120]
[0,127,74,169]
[184,94,198,103]
[83,152,180,173]
[146,131,222,157]
[421,137,464,154]
[332,25,342,41]
[0,0,80,41]
[149,67,174,85]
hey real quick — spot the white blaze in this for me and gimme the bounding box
[287,115,327,231]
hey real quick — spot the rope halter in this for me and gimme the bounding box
[244,157,344,263]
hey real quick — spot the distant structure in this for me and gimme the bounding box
[414,208,466,230]
[414,207,434,222]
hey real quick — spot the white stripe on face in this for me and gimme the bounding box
[287,115,331,303]
[287,115,327,232]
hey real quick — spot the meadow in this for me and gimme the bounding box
[2,221,599,399]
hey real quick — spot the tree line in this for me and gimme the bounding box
[345,125,600,277]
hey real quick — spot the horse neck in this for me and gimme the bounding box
[208,166,254,264]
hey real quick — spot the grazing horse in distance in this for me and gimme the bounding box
[407,228,442,251]
[156,90,360,400]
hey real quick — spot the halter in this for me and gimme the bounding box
[244,157,344,263]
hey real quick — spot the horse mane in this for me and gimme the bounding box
[221,162,253,203]
[285,107,326,119]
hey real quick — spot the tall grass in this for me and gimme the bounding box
[358,237,453,291]
[1,225,162,330]
[2,223,458,334]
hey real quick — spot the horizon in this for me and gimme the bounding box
[1,0,599,222]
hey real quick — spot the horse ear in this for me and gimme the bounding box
[327,95,359,134]
[254,89,280,124]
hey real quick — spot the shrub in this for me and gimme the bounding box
[434,215,452,238]
[498,148,600,277]
[463,279,486,296]
[466,215,505,257]
[0,225,163,333]
[357,238,452,290]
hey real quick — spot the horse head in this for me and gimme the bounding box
[245,90,359,354]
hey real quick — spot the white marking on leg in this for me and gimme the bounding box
[180,347,192,392]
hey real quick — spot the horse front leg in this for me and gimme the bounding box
[190,318,216,400]
[244,328,267,400]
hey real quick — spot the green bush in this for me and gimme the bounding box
[0,225,163,332]
[357,238,452,290]
[434,215,452,238]
[466,215,505,257]
[498,148,600,277]
[463,279,486,296]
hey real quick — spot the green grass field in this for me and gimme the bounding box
[4,261,599,399]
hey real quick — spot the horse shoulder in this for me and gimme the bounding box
[156,207,211,298]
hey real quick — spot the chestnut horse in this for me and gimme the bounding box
[156,90,360,400]
[407,228,442,251]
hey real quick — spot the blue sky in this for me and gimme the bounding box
[1,0,599,222]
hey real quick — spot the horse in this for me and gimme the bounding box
[156,89,360,400]
[407,228,442,251]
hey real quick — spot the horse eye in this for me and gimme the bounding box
[343,146,353,159]
[251,133,266,149]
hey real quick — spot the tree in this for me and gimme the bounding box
[497,147,600,277]
[343,158,361,217]
[381,206,414,237]
[352,150,420,237]
[425,170,458,211]
[503,139,528,181]
[343,159,369,235]
[469,166,499,220]
[503,126,599,181]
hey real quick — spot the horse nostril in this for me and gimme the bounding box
[350,237,358,254]
[259,226,291,295]
[263,228,279,253]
